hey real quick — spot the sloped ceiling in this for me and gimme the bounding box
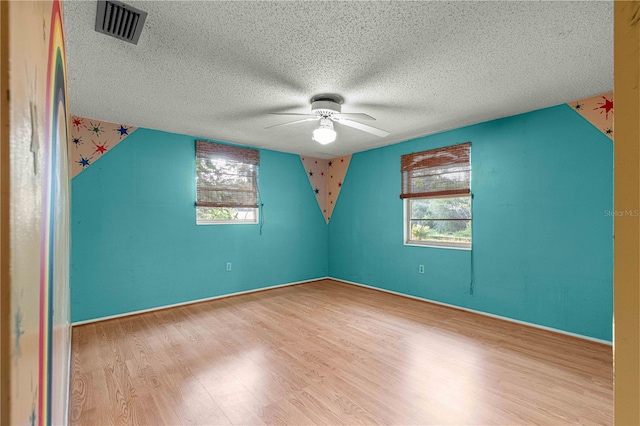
[63,1,613,158]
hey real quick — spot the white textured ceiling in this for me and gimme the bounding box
[64,1,613,158]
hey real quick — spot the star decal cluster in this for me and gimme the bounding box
[300,154,352,223]
[568,92,614,140]
[68,115,137,178]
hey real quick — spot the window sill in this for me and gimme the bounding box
[196,221,258,225]
[404,242,471,251]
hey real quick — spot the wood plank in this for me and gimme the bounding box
[70,279,613,425]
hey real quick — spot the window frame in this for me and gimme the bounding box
[195,141,259,225]
[404,194,472,250]
[400,142,472,249]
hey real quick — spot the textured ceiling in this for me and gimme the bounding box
[64,1,613,158]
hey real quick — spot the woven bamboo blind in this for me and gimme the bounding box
[400,142,471,199]
[196,140,259,208]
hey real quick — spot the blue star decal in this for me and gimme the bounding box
[116,125,129,137]
[77,156,91,168]
[14,307,24,357]
[315,188,320,194]
[30,384,38,426]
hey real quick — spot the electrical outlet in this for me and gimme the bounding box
[226,262,232,272]
[419,265,425,274]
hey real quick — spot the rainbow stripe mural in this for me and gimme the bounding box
[40,0,68,424]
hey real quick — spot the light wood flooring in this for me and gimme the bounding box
[70,279,613,425]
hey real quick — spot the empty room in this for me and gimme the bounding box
[3,1,640,425]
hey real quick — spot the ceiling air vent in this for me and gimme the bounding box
[95,0,147,45]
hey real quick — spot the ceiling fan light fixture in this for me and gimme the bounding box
[313,118,336,145]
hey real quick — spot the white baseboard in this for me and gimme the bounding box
[71,276,329,326]
[328,277,613,346]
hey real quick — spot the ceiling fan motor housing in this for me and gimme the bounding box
[312,100,341,117]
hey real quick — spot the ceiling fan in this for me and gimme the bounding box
[265,94,390,145]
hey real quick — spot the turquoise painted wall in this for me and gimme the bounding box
[328,104,613,341]
[71,128,328,322]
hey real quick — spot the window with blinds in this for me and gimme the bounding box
[195,140,259,224]
[401,142,471,248]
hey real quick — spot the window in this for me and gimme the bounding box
[196,140,259,224]
[401,142,471,248]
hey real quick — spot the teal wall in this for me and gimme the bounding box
[71,128,328,322]
[328,104,613,341]
[71,104,613,341]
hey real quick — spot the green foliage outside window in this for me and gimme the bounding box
[409,197,471,245]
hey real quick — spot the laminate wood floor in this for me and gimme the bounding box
[70,279,613,425]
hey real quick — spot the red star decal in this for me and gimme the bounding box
[595,96,614,120]
[72,117,83,130]
[321,172,324,176]
[93,140,108,154]
[338,182,342,187]
[341,158,344,162]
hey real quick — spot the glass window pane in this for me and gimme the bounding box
[407,196,472,246]
[196,207,257,222]
[410,196,471,220]
[409,219,471,244]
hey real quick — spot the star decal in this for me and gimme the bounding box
[594,96,614,120]
[72,117,84,130]
[77,156,91,168]
[321,172,324,176]
[574,103,583,111]
[309,170,313,177]
[338,182,342,187]
[88,122,104,137]
[115,125,129,137]
[315,188,320,194]
[314,160,318,164]
[14,306,24,357]
[328,161,333,167]
[605,128,613,135]
[341,158,344,162]
[29,385,37,426]
[71,136,82,147]
[93,140,108,155]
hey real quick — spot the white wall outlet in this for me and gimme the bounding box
[419,265,425,274]
[226,262,232,272]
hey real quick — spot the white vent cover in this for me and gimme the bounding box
[95,0,147,45]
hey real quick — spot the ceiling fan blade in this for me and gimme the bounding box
[332,118,389,137]
[265,117,319,129]
[332,113,376,121]
[270,113,318,118]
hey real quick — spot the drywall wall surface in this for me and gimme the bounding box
[71,128,328,322]
[329,104,613,341]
